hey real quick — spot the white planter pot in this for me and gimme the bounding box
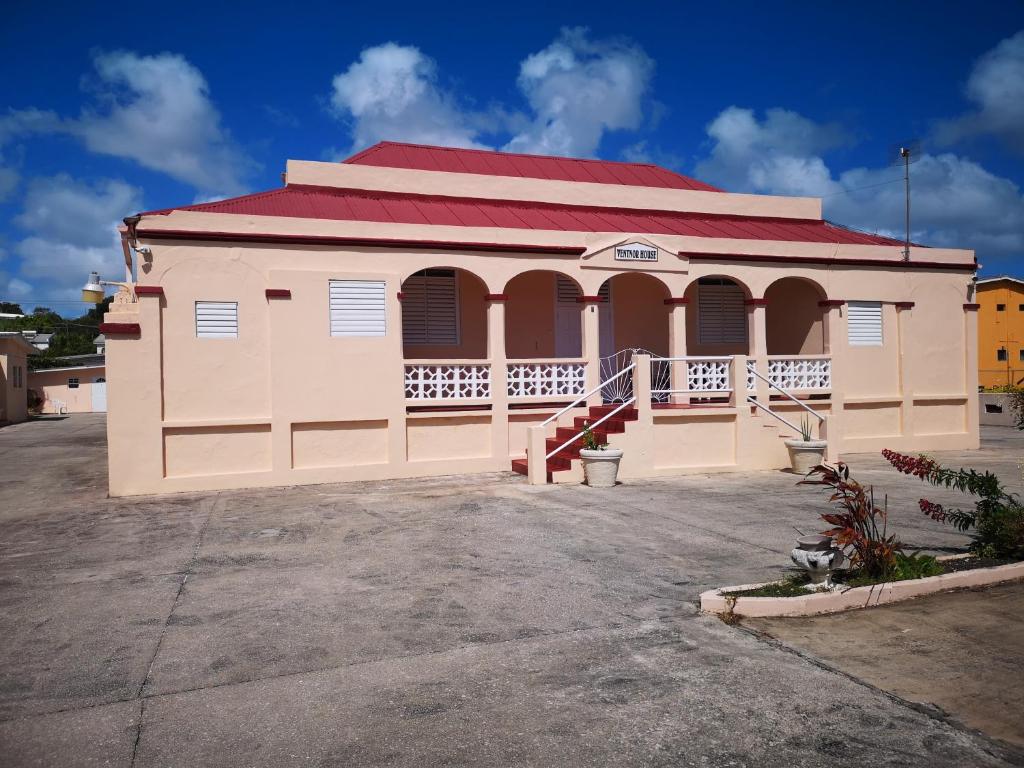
[784,439,827,474]
[580,448,623,487]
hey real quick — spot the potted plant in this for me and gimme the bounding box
[784,415,827,474]
[579,421,623,488]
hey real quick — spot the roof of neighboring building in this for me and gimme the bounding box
[29,363,106,374]
[0,332,38,355]
[343,141,721,192]
[977,275,1024,287]
[93,334,105,344]
[146,184,903,246]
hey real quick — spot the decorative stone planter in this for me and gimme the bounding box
[790,535,844,588]
[784,439,827,474]
[580,448,623,487]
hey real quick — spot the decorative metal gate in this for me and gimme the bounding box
[599,348,670,403]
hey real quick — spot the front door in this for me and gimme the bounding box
[554,276,582,357]
[92,377,107,412]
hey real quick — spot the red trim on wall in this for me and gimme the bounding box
[136,228,586,255]
[134,285,164,296]
[818,299,845,307]
[894,301,915,310]
[576,295,606,303]
[99,322,141,335]
[681,251,978,272]
[744,298,769,307]
[663,297,689,305]
[964,303,981,311]
[485,293,509,301]
[265,289,291,299]
[396,291,405,301]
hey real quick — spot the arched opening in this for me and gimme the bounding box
[764,277,826,354]
[597,272,671,357]
[684,275,752,356]
[401,267,488,359]
[503,271,583,359]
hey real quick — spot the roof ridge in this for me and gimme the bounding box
[345,140,666,171]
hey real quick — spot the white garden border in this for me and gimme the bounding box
[701,557,1024,618]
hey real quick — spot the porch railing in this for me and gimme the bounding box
[404,362,491,400]
[747,356,831,393]
[507,359,586,400]
[650,356,734,397]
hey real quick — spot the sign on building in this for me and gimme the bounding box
[614,242,658,262]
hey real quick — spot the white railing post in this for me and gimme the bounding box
[731,355,748,409]
[527,425,548,484]
[633,353,652,421]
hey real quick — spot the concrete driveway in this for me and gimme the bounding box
[0,414,1021,767]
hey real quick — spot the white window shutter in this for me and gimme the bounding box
[401,270,458,345]
[698,279,747,344]
[196,301,238,338]
[330,280,387,337]
[847,301,883,346]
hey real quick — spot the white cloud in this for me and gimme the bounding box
[6,175,143,306]
[328,29,655,159]
[329,42,490,153]
[936,30,1024,154]
[0,108,63,202]
[0,52,252,198]
[696,106,1024,265]
[695,107,847,197]
[504,27,654,157]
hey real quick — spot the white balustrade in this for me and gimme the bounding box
[650,356,733,395]
[507,361,586,399]
[746,359,756,392]
[766,356,831,391]
[404,363,491,400]
[686,358,732,393]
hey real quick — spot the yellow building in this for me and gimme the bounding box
[977,276,1024,388]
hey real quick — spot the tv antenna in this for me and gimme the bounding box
[889,141,921,261]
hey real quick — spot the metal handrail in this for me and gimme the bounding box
[748,367,825,422]
[540,363,636,427]
[545,397,637,460]
[746,396,802,433]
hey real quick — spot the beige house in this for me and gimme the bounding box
[100,142,979,496]
[0,333,34,425]
[29,360,107,414]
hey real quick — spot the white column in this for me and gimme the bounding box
[667,298,687,404]
[822,300,847,460]
[748,299,770,405]
[487,296,509,464]
[582,297,602,405]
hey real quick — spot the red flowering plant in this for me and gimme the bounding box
[883,449,1024,559]
[799,462,902,579]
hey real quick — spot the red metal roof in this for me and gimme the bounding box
[144,185,904,246]
[343,141,722,192]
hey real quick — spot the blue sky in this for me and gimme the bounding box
[2,1,1023,313]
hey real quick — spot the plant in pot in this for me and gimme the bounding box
[784,415,827,474]
[579,421,623,488]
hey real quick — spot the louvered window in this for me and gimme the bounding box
[329,280,386,337]
[195,301,238,339]
[402,269,459,345]
[847,301,883,346]
[698,278,747,344]
[556,275,580,303]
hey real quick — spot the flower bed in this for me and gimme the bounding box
[701,556,1024,619]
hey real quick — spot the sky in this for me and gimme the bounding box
[1,1,1023,314]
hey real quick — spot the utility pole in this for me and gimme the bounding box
[900,146,911,261]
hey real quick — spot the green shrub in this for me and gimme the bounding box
[884,450,1024,559]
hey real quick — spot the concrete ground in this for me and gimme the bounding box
[747,582,1024,748]
[0,414,1021,767]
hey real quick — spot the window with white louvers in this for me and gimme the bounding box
[847,301,883,346]
[697,278,747,344]
[401,269,459,345]
[329,280,386,337]
[195,301,238,339]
